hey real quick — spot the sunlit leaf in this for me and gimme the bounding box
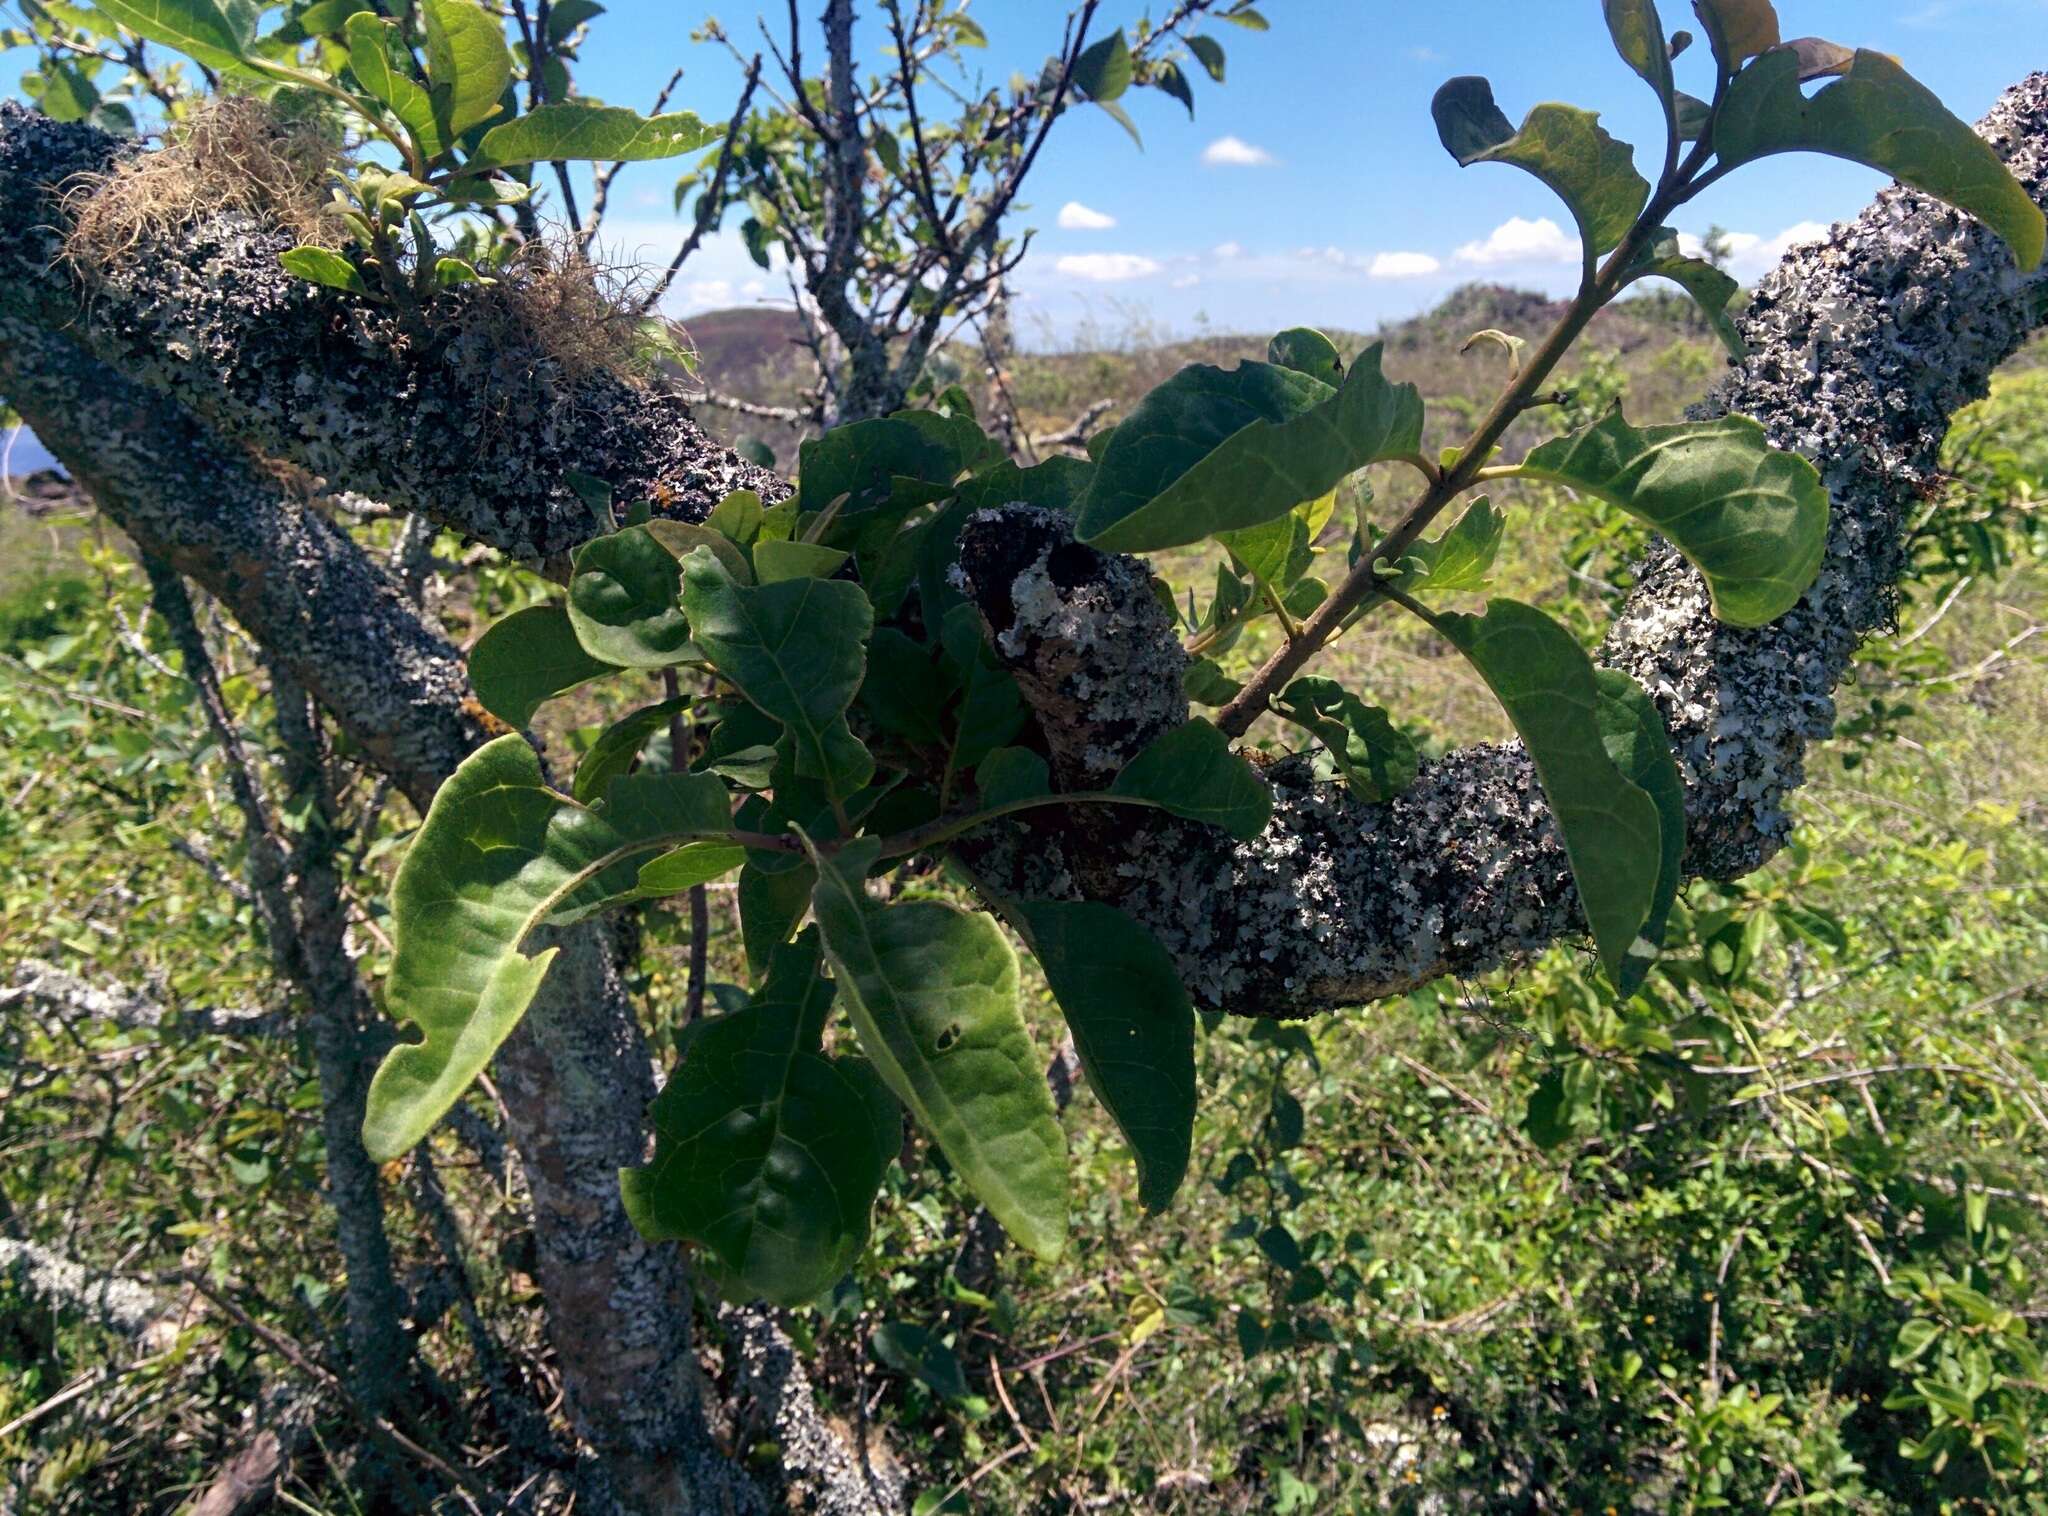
[1110,719,1272,840]
[479,102,719,164]
[421,0,510,136]
[1431,79,1649,255]
[1272,677,1418,803]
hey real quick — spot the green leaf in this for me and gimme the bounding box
[363,736,735,1159]
[566,525,694,668]
[572,697,687,804]
[1605,0,1675,118]
[974,747,1049,810]
[1693,0,1779,73]
[621,929,898,1305]
[1624,231,1744,357]
[1267,326,1343,385]
[859,628,950,748]
[1016,900,1195,1211]
[938,605,1028,770]
[1426,601,1665,988]
[479,102,719,164]
[469,603,614,727]
[806,839,1068,1259]
[871,1321,973,1403]
[795,414,975,516]
[421,0,510,136]
[278,246,368,296]
[753,539,850,583]
[738,858,815,972]
[1073,28,1132,103]
[1110,719,1272,840]
[1431,80,1649,256]
[1391,495,1505,593]
[1714,48,2044,271]
[680,549,874,799]
[346,12,444,161]
[644,518,753,584]
[1513,407,1827,626]
[633,841,746,896]
[90,0,249,72]
[545,0,603,40]
[1153,60,1195,117]
[1592,668,1685,995]
[1187,34,1225,82]
[1075,347,1423,553]
[1272,677,1418,804]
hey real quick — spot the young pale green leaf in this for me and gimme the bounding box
[1273,677,1418,804]
[469,603,615,727]
[278,247,368,296]
[90,0,250,73]
[679,549,874,798]
[1693,0,1779,74]
[1427,600,1665,987]
[572,697,688,804]
[1625,232,1744,356]
[347,13,446,160]
[1110,719,1272,840]
[1714,48,2044,271]
[1592,668,1686,996]
[806,839,1068,1260]
[1432,80,1650,256]
[633,841,747,896]
[1605,0,1675,117]
[1267,327,1343,384]
[1075,347,1422,553]
[479,102,719,165]
[1513,408,1827,627]
[566,525,694,668]
[363,736,736,1159]
[421,0,510,136]
[620,930,898,1305]
[1016,901,1194,1211]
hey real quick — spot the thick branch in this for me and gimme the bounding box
[956,76,2048,1015]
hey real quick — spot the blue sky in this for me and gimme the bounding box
[560,0,2048,343]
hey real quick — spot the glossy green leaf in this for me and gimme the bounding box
[1714,48,2044,271]
[479,102,719,165]
[363,736,736,1159]
[1016,900,1194,1210]
[795,414,975,516]
[1110,719,1272,840]
[1592,668,1685,995]
[469,603,614,727]
[1427,601,1665,987]
[634,841,746,895]
[680,549,874,799]
[90,0,250,72]
[421,0,510,136]
[1625,231,1744,356]
[1513,407,1827,626]
[278,246,368,296]
[1432,79,1649,256]
[621,929,898,1305]
[572,697,688,804]
[806,839,1068,1259]
[346,12,445,160]
[1273,677,1418,803]
[566,525,694,668]
[1075,348,1423,553]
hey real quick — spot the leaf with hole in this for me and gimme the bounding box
[1512,407,1827,626]
[806,839,1068,1259]
[1714,48,2043,270]
[621,929,898,1305]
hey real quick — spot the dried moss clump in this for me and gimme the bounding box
[62,95,341,272]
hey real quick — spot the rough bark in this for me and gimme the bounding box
[4,958,278,1037]
[0,1238,170,1341]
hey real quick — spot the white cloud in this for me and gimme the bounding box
[1054,252,1164,282]
[1058,200,1118,230]
[1407,46,1444,62]
[1673,221,1831,282]
[1212,240,1244,259]
[1369,250,1441,279]
[1171,273,1201,289]
[1202,135,1277,167]
[684,278,735,308]
[1454,215,1580,267]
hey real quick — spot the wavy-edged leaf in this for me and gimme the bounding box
[363,736,735,1159]
[1593,668,1685,995]
[1513,407,1826,626]
[680,548,874,798]
[566,525,694,668]
[479,102,718,164]
[1432,79,1649,256]
[1387,495,1504,593]
[806,839,1068,1259]
[1427,601,1664,988]
[1075,347,1422,553]
[1715,48,2043,271]
[1272,677,1418,803]
[421,0,510,136]
[90,0,249,72]
[1110,718,1272,840]
[469,603,614,727]
[1016,901,1194,1211]
[621,929,898,1305]
[1625,230,1744,356]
